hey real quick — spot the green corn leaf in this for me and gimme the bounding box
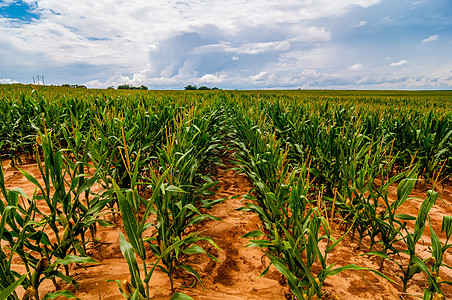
[441,216,452,240]
[363,251,392,261]
[258,265,271,278]
[414,190,438,243]
[187,214,221,226]
[430,219,442,266]
[326,215,356,254]
[201,197,227,208]
[138,168,169,236]
[393,169,417,212]
[130,288,144,300]
[130,149,141,188]
[74,174,98,199]
[201,236,222,251]
[423,291,434,300]
[441,245,452,254]
[54,255,98,266]
[9,188,29,200]
[244,203,271,224]
[196,181,219,194]
[106,279,129,298]
[178,263,204,289]
[412,255,441,293]
[119,232,145,296]
[0,206,15,240]
[183,244,206,255]
[165,185,186,193]
[394,214,416,221]
[267,253,304,300]
[183,203,202,215]
[47,270,78,286]
[0,273,27,300]
[170,292,194,300]
[240,230,264,239]
[42,291,81,300]
[114,181,145,260]
[245,240,272,248]
[327,264,396,284]
[18,168,45,196]
[206,252,221,263]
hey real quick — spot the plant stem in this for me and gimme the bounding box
[143,260,149,300]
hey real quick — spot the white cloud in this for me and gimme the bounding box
[422,35,438,43]
[411,0,426,7]
[84,71,132,88]
[250,71,269,82]
[286,26,331,42]
[0,1,15,8]
[0,78,19,84]
[0,0,377,68]
[390,59,408,67]
[349,63,364,70]
[198,73,226,84]
[351,20,367,27]
[225,41,291,55]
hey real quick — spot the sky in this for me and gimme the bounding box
[0,0,451,90]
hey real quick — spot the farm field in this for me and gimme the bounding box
[1,84,452,300]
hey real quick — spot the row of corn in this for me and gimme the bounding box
[227,93,452,299]
[0,86,228,299]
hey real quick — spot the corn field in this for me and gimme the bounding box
[1,84,452,300]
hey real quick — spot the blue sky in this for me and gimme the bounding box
[0,0,451,89]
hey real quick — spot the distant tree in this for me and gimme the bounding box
[106,86,115,89]
[62,83,86,88]
[184,85,221,90]
[117,84,147,90]
[118,84,132,90]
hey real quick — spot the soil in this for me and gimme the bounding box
[2,156,452,300]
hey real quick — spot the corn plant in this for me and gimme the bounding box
[365,190,452,298]
[113,161,220,299]
[112,104,224,298]
[240,168,393,300]
[419,216,452,300]
[0,160,92,300]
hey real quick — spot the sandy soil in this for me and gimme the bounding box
[2,156,452,300]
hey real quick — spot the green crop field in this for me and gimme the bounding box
[1,84,452,300]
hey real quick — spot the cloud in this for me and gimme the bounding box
[0,1,16,8]
[351,20,367,27]
[250,71,269,82]
[410,0,426,7]
[349,63,364,70]
[225,41,291,54]
[0,1,374,68]
[198,73,226,84]
[0,77,19,84]
[390,60,408,67]
[422,35,438,43]
[84,71,132,88]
